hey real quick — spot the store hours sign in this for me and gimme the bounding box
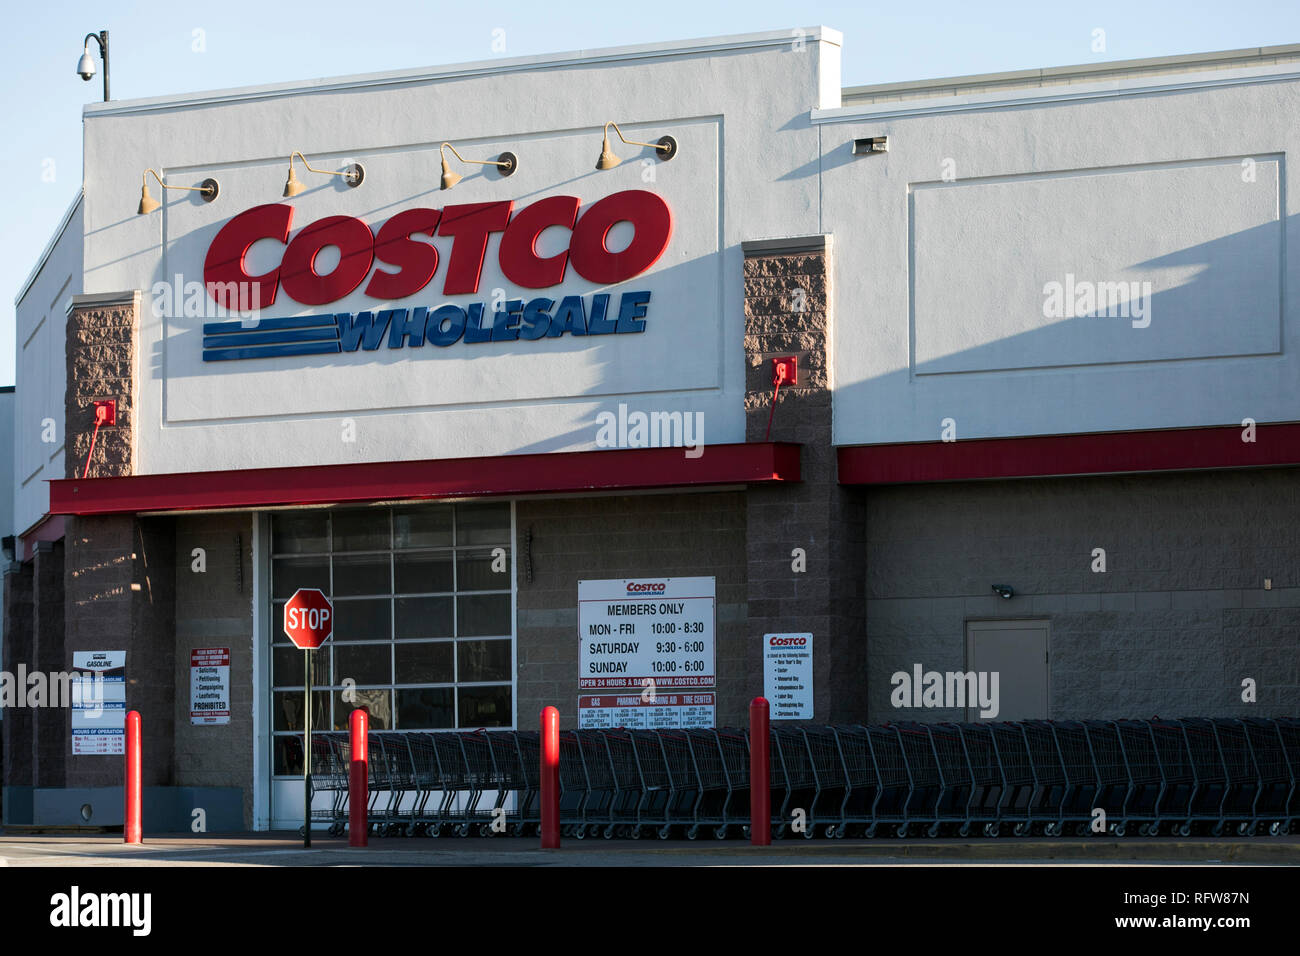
[578,577,715,689]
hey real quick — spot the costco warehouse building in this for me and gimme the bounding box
[4,27,1300,830]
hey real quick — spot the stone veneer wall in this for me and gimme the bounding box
[742,236,867,723]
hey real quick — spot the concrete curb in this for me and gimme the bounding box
[630,839,1300,863]
[4,832,1294,864]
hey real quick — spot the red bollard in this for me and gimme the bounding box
[750,697,771,846]
[125,710,142,845]
[540,706,560,849]
[349,708,369,847]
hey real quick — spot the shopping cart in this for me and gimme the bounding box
[305,732,350,836]
[865,725,909,838]
[602,730,643,839]
[1270,717,1300,833]
[955,722,1004,836]
[317,717,1300,842]
[772,726,819,839]
[1147,718,1196,836]
[558,731,590,837]
[629,729,674,835]
[406,732,444,836]
[988,722,1036,836]
[1240,717,1293,835]
[1049,720,1100,836]
[685,729,731,839]
[1021,721,1070,836]
[1083,720,1131,835]
[802,726,849,838]
[831,726,879,838]
[430,732,474,836]
[487,730,530,836]
[927,723,975,836]
[372,732,417,835]
[1208,718,1260,835]
[1114,720,1163,835]
[895,722,943,838]
[714,728,752,837]
[512,731,541,836]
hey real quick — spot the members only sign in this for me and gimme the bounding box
[578,577,715,689]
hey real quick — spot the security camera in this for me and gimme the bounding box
[76,50,97,81]
[991,584,1014,600]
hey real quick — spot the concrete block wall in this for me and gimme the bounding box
[31,542,65,788]
[64,515,176,787]
[1,562,34,809]
[173,513,255,828]
[743,237,868,723]
[865,468,1300,721]
[515,492,748,727]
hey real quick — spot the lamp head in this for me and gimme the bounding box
[77,49,96,81]
[283,166,305,198]
[137,182,160,215]
[596,131,621,170]
[440,155,462,191]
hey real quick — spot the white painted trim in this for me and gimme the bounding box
[84,27,842,118]
[510,499,519,732]
[15,191,82,308]
[813,63,1300,125]
[251,512,270,831]
[841,43,1300,101]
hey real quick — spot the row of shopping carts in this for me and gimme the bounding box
[301,717,1300,839]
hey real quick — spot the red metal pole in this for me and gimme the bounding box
[750,697,771,846]
[349,708,369,847]
[124,710,142,845]
[540,706,560,849]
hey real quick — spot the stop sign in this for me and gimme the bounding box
[283,588,334,649]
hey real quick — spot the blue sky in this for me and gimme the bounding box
[3,0,1298,386]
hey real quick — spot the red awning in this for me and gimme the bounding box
[838,423,1300,484]
[49,442,801,515]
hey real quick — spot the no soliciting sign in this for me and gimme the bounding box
[190,647,231,725]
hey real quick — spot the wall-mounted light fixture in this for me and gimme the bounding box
[439,143,517,190]
[991,584,1015,600]
[137,169,219,215]
[853,136,888,155]
[283,151,365,197]
[596,122,677,170]
[76,30,109,101]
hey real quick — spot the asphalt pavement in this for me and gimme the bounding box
[1,830,1296,866]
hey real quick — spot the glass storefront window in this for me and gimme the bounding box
[270,503,513,775]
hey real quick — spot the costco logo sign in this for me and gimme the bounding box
[626,581,668,595]
[768,636,808,647]
[200,190,670,362]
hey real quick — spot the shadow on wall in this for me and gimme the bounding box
[837,212,1295,444]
